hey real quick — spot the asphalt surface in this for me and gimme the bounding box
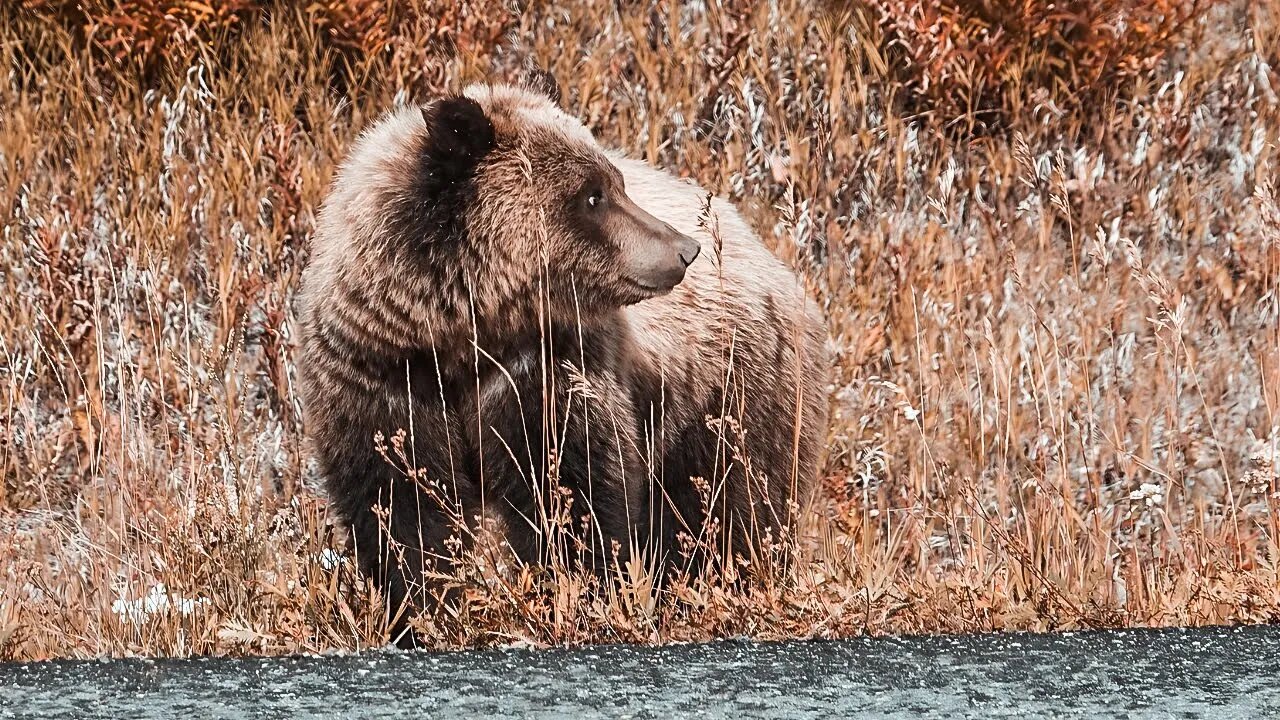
[2,624,1277,718]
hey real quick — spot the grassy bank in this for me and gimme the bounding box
[2,0,1278,660]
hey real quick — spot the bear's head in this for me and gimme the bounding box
[397,75,701,329]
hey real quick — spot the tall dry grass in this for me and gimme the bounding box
[2,0,1279,660]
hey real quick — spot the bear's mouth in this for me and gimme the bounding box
[623,276,677,298]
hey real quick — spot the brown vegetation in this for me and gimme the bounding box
[2,0,1278,660]
[871,0,1221,130]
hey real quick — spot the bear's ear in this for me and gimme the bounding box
[419,96,496,181]
[522,65,562,107]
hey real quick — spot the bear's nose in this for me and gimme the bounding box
[676,235,701,268]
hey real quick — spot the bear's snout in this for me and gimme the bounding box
[635,225,699,292]
[614,196,701,294]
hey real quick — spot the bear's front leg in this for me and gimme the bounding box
[318,402,479,649]
[475,357,648,576]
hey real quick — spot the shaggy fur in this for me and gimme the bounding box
[296,77,830,644]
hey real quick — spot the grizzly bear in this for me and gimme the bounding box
[296,73,830,645]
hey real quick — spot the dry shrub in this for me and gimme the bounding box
[18,0,516,85]
[305,0,389,56]
[870,0,1223,129]
[306,0,516,67]
[19,0,262,71]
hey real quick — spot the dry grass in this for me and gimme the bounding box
[2,0,1279,660]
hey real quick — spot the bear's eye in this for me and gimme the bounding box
[581,183,607,211]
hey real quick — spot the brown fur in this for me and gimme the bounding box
[296,81,830,644]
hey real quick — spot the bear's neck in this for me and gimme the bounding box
[424,305,621,375]
[344,250,623,379]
